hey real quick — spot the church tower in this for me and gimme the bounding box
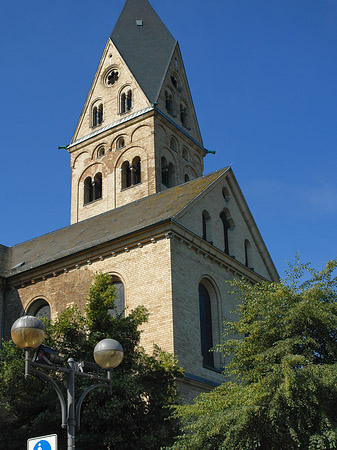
[1,0,279,402]
[68,0,204,224]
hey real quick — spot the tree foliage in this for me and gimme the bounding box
[0,273,183,450]
[168,259,337,450]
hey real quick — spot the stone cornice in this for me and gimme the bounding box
[7,220,266,289]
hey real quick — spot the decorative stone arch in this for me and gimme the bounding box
[198,276,222,369]
[131,124,151,143]
[183,165,197,182]
[169,136,178,152]
[26,297,51,320]
[92,142,108,160]
[157,124,167,139]
[72,150,90,169]
[112,134,127,150]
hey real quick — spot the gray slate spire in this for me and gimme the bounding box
[110,0,177,103]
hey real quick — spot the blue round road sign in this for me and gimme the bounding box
[33,440,52,450]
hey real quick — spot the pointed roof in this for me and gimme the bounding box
[110,0,177,103]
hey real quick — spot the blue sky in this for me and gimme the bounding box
[1,0,336,278]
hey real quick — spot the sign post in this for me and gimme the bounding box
[27,434,58,450]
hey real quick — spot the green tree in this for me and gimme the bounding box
[0,273,183,450]
[168,259,337,450]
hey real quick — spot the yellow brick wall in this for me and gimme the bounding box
[6,238,174,355]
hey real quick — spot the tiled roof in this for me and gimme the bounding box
[4,170,228,277]
[110,0,177,103]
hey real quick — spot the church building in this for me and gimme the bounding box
[0,0,278,400]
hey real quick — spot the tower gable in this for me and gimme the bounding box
[173,169,279,282]
[71,39,150,143]
[156,44,203,146]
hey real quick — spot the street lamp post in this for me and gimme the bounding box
[11,315,124,450]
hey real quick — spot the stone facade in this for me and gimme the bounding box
[0,0,279,398]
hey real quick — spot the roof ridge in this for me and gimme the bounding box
[110,0,176,103]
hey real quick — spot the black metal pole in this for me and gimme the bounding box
[67,358,76,450]
[23,352,112,449]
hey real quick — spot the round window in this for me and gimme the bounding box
[106,70,119,86]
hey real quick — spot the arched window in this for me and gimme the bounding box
[171,73,179,89]
[109,279,125,317]
[84,176,93,204]
[202,210,213,244]
[94,173,102,200]
[121,90,132,114]
[131,157,141,185]
[220,209,234,256]
[121,161,131,189]
[116,137,125,149]
[184,174,190,182]
[92,107,98,127]
[161,158,175,188]
[199,284,214,368]
[98,104,103,124]
[182,147,189,161]
[180,103,188,128]
[244,239,253,269]
[170,137,177,151]
[161,157,169,187]
[84,173,102,204]
[97,147,105,158]
[93,104,103,127]
[168,163,175,187]
[165,90,173,115]
[27,299,51,320]
[222,187,230,202]
[127,91,132,110]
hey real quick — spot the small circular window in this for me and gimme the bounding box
[105,70,119,86]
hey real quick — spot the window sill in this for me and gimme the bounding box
[92,122,104,129]
[203,364,223,374]
[120,109,133,116]
[83,197,102,207]
[121,182,142,192]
